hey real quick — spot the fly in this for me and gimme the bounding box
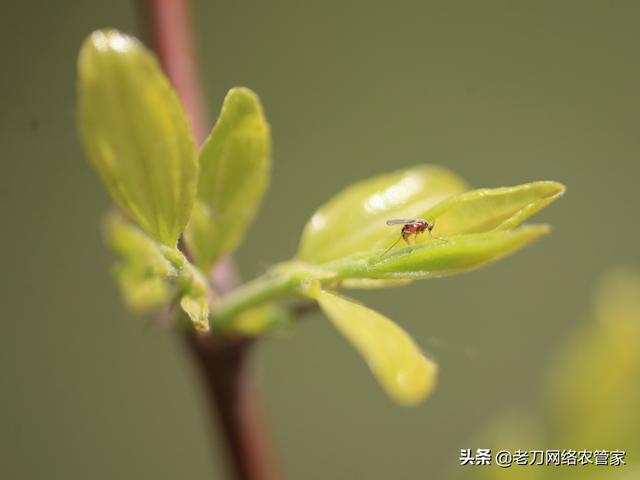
[383,219,435,255]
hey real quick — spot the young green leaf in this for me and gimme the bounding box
[157,246,212,332]
[318,225,550,281]
[310,288,437,406]
[114,268,174,313]
[78,29,198,246]
[180,294,210,332]
[346,181,564,256]
[304,286,438,406]
[103,212,175,312]
[426,181,565,237]
[104,213,174,275]
[297,165,468,263]
[185,87,271,269]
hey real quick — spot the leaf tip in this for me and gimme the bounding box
[224,86,265,117]
[391,355,439,407]
[539,180,566,200]
[523,223,553,237]
[79,29,137,68]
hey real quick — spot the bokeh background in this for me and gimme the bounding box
[2,1,639,479]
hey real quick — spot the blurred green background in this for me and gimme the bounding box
[2,1,639,479]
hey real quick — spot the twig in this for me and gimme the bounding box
[140,0,208,144]
[184,334,278,480]
[139,2,277,479]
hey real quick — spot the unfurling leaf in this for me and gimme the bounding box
[180,294,210,332]
[310,288,437,406]
[319,225,550,281]
[78,29,198,246]
[185,87,271,269]
[114,270,173,313]
[103,212,175,312]
[297,165,468,263]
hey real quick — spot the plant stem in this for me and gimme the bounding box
[184,335,278,480]
[140,0,208,144]
[210,263,340,330]
[140,2,277,479]
[211,272,300,329]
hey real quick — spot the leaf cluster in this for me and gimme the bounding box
[78,30,564,405]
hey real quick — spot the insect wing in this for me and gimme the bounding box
[386,219,416,226]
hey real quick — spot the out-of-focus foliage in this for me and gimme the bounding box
[103,212,175,312]
[548,268,640,469]
[231,304,293,337]
[454,268,640,479]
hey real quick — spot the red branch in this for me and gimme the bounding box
[142,0,208,144]
[185,336,278,480]
[139,2,277,479]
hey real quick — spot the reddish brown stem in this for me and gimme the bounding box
[185,335,278,480]
[141,0,208,144]
[139,2,277,479]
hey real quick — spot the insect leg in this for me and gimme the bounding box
[382,236,403,255]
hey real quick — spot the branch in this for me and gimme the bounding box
[184,334,278,480]
[141,0,208,144]
[139,2,277,479]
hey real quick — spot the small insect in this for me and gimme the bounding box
[383,219,435,254]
